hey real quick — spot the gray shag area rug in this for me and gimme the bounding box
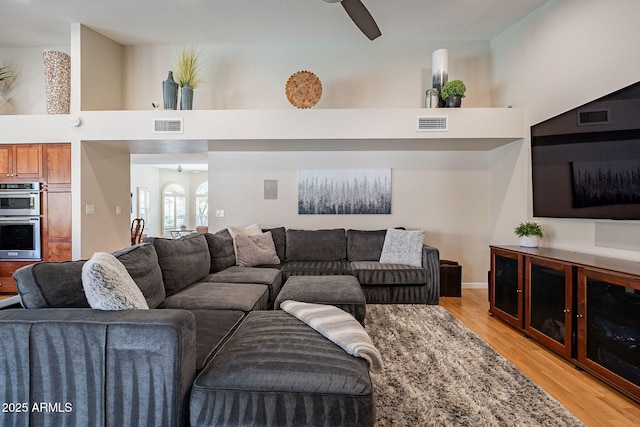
[365,304,585,427]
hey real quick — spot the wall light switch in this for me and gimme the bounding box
[116,205,122,215]
[215,209,225,218]
[85,204,95,215]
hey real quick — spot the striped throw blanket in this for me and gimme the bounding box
[280,300,383,373]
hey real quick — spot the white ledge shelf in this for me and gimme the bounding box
[0,108,524,151]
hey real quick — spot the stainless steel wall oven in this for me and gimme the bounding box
[0,182,42,260]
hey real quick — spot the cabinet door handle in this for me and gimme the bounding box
[563,309,570,313]
[576,314,584,318]
[516,289,523,293]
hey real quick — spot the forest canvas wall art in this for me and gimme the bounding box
[298,169,391,215]
[571,159,640,208]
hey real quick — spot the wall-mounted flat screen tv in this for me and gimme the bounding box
[531,82,640,220]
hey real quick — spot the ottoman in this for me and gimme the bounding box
[274,275,366,325]
[190,311,375,427]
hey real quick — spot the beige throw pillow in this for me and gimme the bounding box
[228,223,263,262]
[234,232,281,267]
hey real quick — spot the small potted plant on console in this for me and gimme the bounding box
[440,79,466,108]
[514,221,544,248]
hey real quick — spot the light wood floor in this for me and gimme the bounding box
[440,289,640,427]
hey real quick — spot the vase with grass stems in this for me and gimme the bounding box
[175,45,201,111]
[180,83,193,110]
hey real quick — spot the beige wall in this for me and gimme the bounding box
[80,141,132,257]
[79,25,123,111]
[490,0,640,262]
[123,42,492,110]
[209,150,491,285]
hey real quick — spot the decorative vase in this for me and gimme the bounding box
[446,95,462,108]
[425,88,439,108]
[163,71,178,110]
[431,49,448,108]
[43,50,71,114]
[180,83,193,110]
[518,235,541,248]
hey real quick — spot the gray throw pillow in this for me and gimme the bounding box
[81,252,149,310]
[234,232,281,267]
[379,228,426,267]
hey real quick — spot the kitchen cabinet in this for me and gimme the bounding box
[0,261,34,294]
[0,143,72,294]
[42,144,72,262]
[0,144,42,179]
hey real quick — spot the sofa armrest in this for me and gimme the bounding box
[0,308,196,427]
[422,245,440,304]
[0,295,21,309]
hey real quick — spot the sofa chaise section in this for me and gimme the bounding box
[0,308,196,427]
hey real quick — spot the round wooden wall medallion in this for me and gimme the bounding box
[285,71,322,109]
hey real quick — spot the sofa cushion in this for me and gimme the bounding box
[204,266,282,304]
[274,275,366,325]
[15,243,165,309]
[346,229,388,261]
[379,228,426,267]
[113,243,165,308]
[191,309,245,371]
[190,311,375,427]
[262,226,286,262]
[285,229,347,261]
[234,232,280,267]
[153,233,211,296]
[82,252,149,310]
[204,230,236,273]
[14,260,88,308]
[281,260,352,279]
[350,261,427,286]
[162,282,269,312]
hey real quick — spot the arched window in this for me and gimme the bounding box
[195,181,208,227]
[162,183,186,236]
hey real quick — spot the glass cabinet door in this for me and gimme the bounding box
[490,248,524,329]
[577,268,640,399]
[525,257,573,358]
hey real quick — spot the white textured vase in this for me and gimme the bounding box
[431,48,448,99]
[518,235,541,248]
[43,50,71,114]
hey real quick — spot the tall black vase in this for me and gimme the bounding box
[163,71,178,110]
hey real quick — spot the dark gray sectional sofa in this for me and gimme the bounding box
[0,227,439,427]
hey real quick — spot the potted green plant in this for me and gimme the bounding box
[175,45,201,110]
[440,79,466,108]
[514,221,544,248]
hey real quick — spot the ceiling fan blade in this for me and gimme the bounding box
[340,0,381,40]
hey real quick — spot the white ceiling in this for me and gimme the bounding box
[0,0,548,47]
[1,0,547,169]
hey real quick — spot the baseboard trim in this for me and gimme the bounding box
[462,282,488,289]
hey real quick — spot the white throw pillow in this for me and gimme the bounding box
[82,252,149,310]
[234,232,281,267]
[379,228,426,267]
[228,223,262,239]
